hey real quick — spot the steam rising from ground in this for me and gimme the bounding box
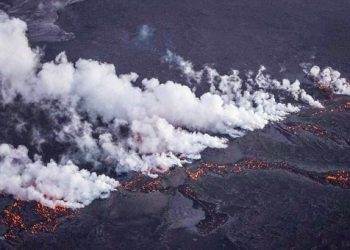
[1,13,344,208]
[163,50,323,108]
[0,144,118,209]
[308,66,350,95]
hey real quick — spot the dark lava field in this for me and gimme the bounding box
[1,0,350,249]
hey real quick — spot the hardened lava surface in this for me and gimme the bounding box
[1,0,350,249]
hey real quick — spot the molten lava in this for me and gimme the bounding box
[0,200,76,241]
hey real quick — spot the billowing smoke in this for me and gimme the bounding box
[163,50,323,108]
[0,13,331,207]
[308,66,350,95]
[254,66,323,108]
[0,12,39,102]
[0,143,118,209]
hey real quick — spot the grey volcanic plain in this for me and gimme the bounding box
[1,0,350,249]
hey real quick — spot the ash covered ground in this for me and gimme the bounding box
[1,0,350,249]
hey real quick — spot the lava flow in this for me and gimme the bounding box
[311,99,350,117]
[2,159,350,241]
[178,185,228,235]
[120,172,229,235]
[0,199,76,241]
[325,171,350,188]
[186,159,276,181]
[0,200,26,241]
[121,174,165,193]
[186,159,350,190]
[30,203,76,234]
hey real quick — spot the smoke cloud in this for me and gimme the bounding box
[0,13,340,208]
[0,143,118,209]
[308,66,350,95]
[163,50,323,108]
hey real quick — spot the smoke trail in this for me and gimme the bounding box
[163,50,323,108]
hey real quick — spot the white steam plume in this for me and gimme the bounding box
[0,12,39,102]
[0,13,328,183]
[163,51,323,108]
[254,66,323,108]
[308,66,350,95]
[0,12,305,175]
[1,12,341,207]
[0,143,118,209]
[162,50,203,83]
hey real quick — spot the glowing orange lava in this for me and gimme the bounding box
[30,203,75,234]
[0,200,76,241]
[325,171,350,188]
[0,200,26,240]
[186,160,277,181]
